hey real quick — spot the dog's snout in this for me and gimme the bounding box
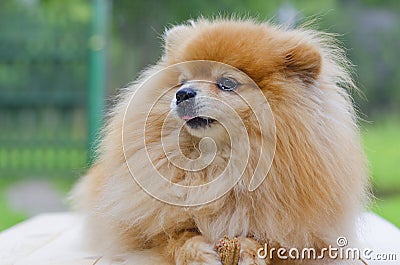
[176,88,196,105]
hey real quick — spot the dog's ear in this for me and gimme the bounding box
[283,42,322,83]
[164,23,193,57]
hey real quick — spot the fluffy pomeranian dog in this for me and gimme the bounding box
[73,18,369,265]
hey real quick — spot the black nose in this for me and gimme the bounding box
[176,88,196,105]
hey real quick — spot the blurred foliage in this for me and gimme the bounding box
[0,0,90,103]
[4,0,397,115]
[109,0,400,117]
[0,0,89,178]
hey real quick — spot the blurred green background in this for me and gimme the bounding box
[0,0,399,231]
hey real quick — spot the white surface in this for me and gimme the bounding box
[357,212,400,264]
[0,212,398,264]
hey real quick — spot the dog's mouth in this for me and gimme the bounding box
[174,99,216,129]
[182,116,216,129]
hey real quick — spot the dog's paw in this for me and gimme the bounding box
[214,236,240,265]
[176,235,222,265]
[238,237,270,265]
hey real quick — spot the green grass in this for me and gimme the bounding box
[362,116,400,227]
[371,195,400,228]
[0,177,76,231]
[0,179,28,231]
[362,118,400,192]
[51,177,78,194]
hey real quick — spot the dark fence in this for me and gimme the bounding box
[0,1,91,178]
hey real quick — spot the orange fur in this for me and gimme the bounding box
[72,18,369,264]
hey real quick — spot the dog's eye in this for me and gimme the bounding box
[216,77,238,91]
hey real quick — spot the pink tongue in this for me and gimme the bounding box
[182,115,194,120]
